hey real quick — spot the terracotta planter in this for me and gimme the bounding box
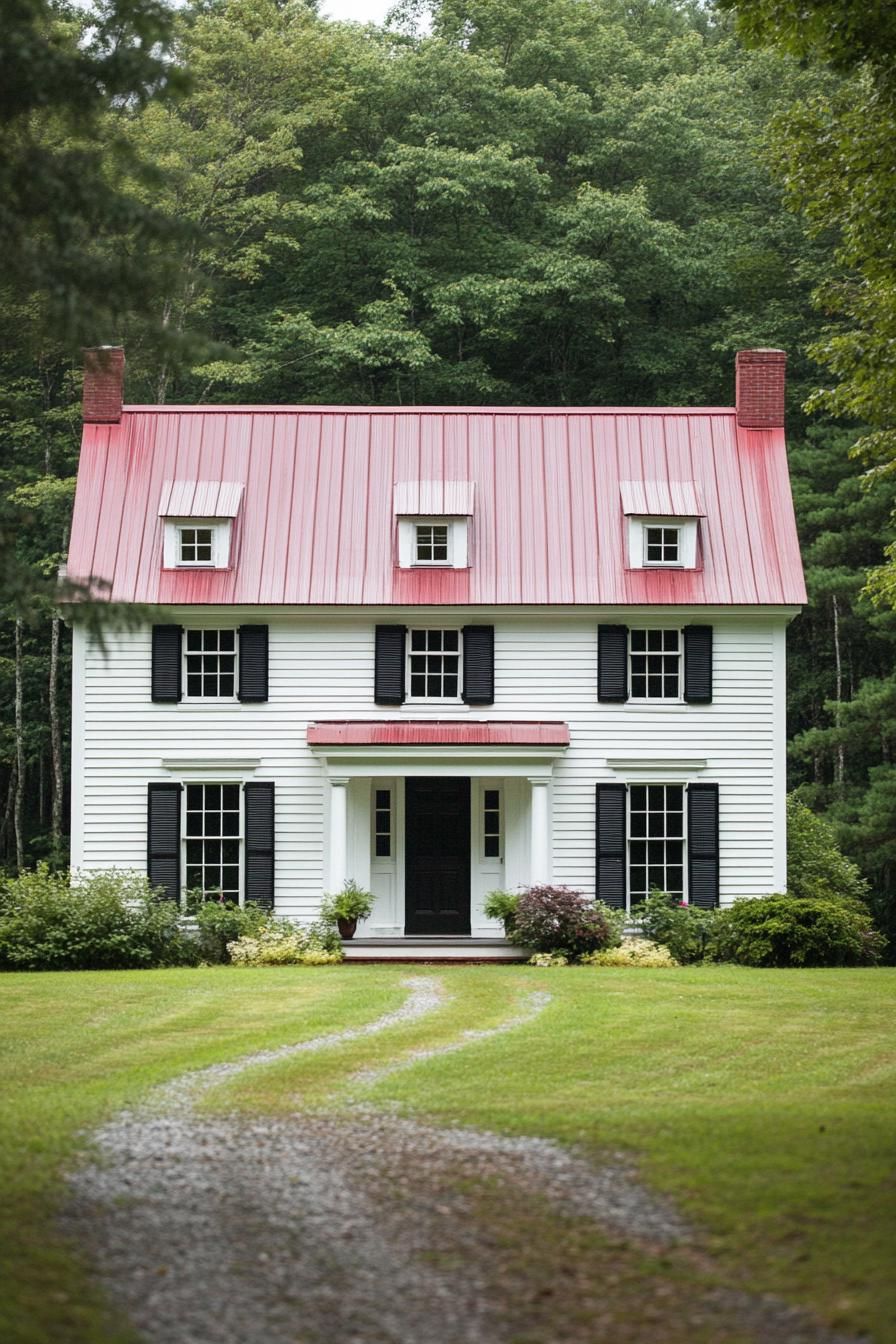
[337,916,358,939]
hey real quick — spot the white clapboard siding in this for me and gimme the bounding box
[72,611,789,917]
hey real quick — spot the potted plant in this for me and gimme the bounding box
[320,880,376,939]
[483,888,520,936]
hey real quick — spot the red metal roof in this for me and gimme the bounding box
[307,720,571,746]
[67,405,806,606]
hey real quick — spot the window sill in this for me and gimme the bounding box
[405,700,465,708]
[181,698,240,706]
[625,699,686,708]
[161,565,232,573]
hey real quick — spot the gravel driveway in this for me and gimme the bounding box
[62,976,865,1344]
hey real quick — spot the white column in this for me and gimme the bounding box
[528,778,550,884]
[329,777,349,892]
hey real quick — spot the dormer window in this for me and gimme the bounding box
[416,523,450,564]
[620,480,704,572]
[164,518,231,569]
[394,480,474,570]
[158,479,244,571]
[179,526,214,565]
[645,525,680,566]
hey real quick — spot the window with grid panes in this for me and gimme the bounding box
[629,629,681,700]
[628,784,684,907]
[644,525,680,564]
[184,783,241,901]
[483,788,501,858]
[185,629,237,698]
[408,629,461,699]
[374,788,392,858]
[415,523,449,563]
[178,526,214,564]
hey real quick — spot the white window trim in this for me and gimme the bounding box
[163,518,232,570]
[182,628,239,703]
[627,626,683,704]
[397,517,469,569]
[406,626,463,703]
[627,516,698,570]
[626,781,687,912]
[182,779,245,908]
[643,523,681,566]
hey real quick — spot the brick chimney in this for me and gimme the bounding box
[83,346,125,423]
[735,348,786,429]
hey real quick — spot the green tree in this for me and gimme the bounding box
[720,0,896,597]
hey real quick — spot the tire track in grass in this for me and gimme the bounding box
[347,987,551,1089]
[62,976,863,1344]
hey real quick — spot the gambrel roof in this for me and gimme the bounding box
[67,401,806,607]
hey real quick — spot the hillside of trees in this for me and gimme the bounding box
[2,0,894,940]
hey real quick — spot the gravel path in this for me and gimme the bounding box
[62,976,865,1344]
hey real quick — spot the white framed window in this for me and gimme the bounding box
[163,518,232,569]
[397,517,468,569]
[184,629,237,700]
[373,787,393,858]
[415,523,450,563]
[644,525,680,565]
[629,629,681,701]
[180,526,213,564]
[627,517,698,570]
[628,783,684,907]
[184,782,242,903]
[408,628,462,700]
[482,786,502,859]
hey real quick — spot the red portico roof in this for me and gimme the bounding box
[307,720,571,747]
[67,404,806,607]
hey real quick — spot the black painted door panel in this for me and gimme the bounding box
[405,777,471,935]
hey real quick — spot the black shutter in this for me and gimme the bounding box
[596,783,627,909]
[147,783,181,901]
[598,625,628,702]
[238,625,269,702]
[684,626,713,703]
[462,625,495,704]
[244,782,275,910]
[374,625,406,704]
[151,624,182,702]
[688,783,719,909]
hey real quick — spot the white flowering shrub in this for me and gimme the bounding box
[581,937,679,968]
[227,918,342,966]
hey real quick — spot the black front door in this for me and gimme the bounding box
[405,777,471,935]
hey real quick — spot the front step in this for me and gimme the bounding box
[341,937,527,963]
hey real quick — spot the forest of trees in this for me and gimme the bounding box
[2,0,894,939]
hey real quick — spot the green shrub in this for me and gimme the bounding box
[710,894,885,968]
[193,899,268,964]
[483,889,519,930]
[582,937,679,968]
[227,918,342,966]
[508,885,623,961]
[787,795,871,907]
[0,866,199,971]
[632,891,718,964]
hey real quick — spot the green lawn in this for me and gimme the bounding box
[1,965,894,1343]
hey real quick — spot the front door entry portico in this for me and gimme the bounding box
[404,777,471,935]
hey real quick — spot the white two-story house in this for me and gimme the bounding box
[66,347,805,955]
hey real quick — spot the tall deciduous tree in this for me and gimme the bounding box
[720,0,896,599]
